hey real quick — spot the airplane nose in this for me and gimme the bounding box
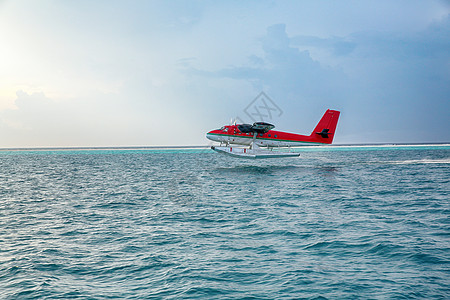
[206,132,218,142]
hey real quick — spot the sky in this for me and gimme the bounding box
[0,0,449,147]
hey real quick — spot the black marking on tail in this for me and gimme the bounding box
[316,128,330,138]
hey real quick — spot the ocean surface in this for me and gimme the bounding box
[0,145,449,299]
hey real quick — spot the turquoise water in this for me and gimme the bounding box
[1,146,449,299]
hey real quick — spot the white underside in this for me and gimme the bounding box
[211,146,300,159]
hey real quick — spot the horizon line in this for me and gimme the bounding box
[1,142,449,152]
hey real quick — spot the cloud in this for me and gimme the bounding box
[339,15,450,142]
[0,83,227,147]
[0,90,156,147]
[1,91,105,147]
[184,24,348,134]
[291,35,356,56]
[185,16,450,143]
[1,1,448,146]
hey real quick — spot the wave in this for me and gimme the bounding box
[387,158,450,165]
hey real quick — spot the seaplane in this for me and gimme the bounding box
[206,109,340,159]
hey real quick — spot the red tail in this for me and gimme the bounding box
[310,109,340,144]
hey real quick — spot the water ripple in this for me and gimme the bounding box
[0,149,449,299]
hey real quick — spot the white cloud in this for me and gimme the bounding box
[0,1,448,146]
[187,15,450,143]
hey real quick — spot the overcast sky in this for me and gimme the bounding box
[0,0,449,147]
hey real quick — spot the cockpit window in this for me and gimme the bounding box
[220,126,228,132]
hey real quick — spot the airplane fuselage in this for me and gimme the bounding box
[206,127,325,147]
[206,109,340,150]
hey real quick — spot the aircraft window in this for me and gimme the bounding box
[259,133,263,137]
[221,127,228,132]
[268,134,271,137]
[274,135,278,138]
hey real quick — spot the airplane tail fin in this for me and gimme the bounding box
[310,109,340,144]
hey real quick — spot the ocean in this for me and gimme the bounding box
[0,145,449,299]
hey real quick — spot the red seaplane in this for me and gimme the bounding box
[206,109,340,159]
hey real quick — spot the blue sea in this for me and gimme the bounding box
[1,145,449,299]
